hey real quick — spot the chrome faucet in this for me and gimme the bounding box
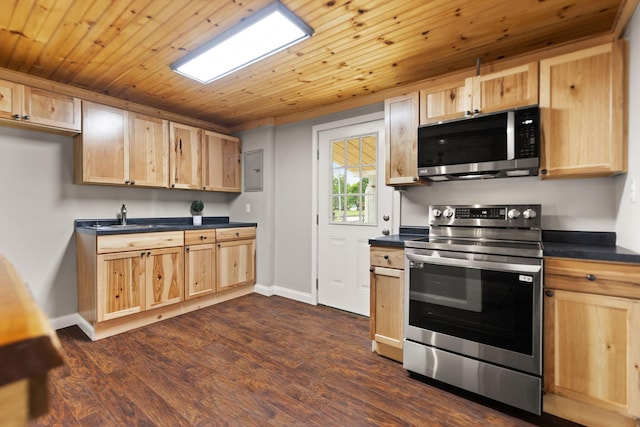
[120,204,127,225]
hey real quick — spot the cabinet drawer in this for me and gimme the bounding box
[97,231,184,254]
[544,257,640,299]
[216,227,256,242]
[184,229,216,246]
[370,247,404,270]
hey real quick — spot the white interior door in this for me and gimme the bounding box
[317,118,393,316]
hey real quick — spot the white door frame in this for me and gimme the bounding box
[311,111,400,306]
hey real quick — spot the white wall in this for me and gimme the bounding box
[616,6,640,252]
[0,126,231,321]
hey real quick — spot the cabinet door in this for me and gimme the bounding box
[544,289,640,417]
[202,131,241,192]
[97,251,145,321]
[169,122,201,189]
[22,86,81,132]
[75,102,129,185]
[385,93,423,186]
[184,243,216,299]
[129,113,169,188]
[470,62,538,114]
[145,247,184,310]
[216,239,255,291]
[370,266,404,362]
[0,79,22,121]
[539,41,626,178]
[419,73,470,124]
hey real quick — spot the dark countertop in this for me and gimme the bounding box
[368,226,429,248]
[370,227,640,264]
[75,216,257,235]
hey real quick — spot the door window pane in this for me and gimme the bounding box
[330,133,377,225]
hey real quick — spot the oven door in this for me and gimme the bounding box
[404,248,542,375]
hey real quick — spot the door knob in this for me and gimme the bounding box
[382,229,390,236]
[382,215,389,221]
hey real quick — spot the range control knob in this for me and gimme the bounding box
[432,208,442,218]
[443,208,454,218]
[507,209,521,219]
[523,209,537,219]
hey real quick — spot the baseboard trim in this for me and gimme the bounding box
[49,284,315,334]
[50,313,82,330]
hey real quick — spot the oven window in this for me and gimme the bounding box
[409,263,533,355]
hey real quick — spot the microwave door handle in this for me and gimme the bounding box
[406,252,541,274]
[506,111,515,160]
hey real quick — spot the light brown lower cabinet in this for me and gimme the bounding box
[77,227,256,340]
[543,257,640,426]
[216,228,256,291]
[370,246,405,362]
[184,229,217,299]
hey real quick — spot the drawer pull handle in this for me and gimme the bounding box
[383,255,389,260]
[586,274,596,281]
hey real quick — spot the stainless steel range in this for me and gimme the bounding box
[404,204,543,414]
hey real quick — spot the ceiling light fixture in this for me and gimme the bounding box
[171,1,313,84]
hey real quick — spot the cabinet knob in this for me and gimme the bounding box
[130,180,135,185]
[186,247,190,252]
[540,169,548,175]
[141,252,146,257]
[545,290,554,297]
[12,114,21,120]
[171,183,175,188]
[147,251,151,256]
[125,180,130,184]
[383,255,389,260]
[473,109,480,115]
[236,232,239,237]
[369,266,374,273]
[23,115,30,121]
[203,186,206,190]
[586,274,596,281]
[412,176,418,182]
[465,110,472,117]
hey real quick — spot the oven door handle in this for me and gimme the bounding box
[406,253,541,274]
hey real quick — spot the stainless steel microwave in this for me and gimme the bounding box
[417,106,539,181]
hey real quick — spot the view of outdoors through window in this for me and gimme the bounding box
[331,133,377,224]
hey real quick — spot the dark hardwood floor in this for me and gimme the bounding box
[33,294,581,426]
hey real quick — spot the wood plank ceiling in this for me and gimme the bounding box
[0,0,636,133]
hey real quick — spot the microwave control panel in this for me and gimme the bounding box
[515,106,539,159]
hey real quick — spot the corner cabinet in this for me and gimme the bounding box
[369,246,405,362]
[0,79,81,133]
[385,93,424,186]
[539,41,627,179]
[543,257,640,426]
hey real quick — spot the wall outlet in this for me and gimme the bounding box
[245,203,251,213]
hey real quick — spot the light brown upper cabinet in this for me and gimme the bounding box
[75,103,170,187]
[74,102,129,185]
[419,70,473,124]
[385,92,425,186]
[169,122,201,190]
[539,41,626,179]
[129,113,169,188]
[0,79,81,133]
[419,64,538,125]
[202,130,242,193]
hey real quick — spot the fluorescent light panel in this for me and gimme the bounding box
[171,2,313,83]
